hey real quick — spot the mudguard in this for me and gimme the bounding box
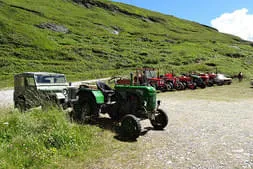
[78,88,104,104]
[91,90,104,104]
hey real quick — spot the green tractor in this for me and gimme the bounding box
[72,75,168,140]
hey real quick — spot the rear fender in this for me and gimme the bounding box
[77,89,104,104]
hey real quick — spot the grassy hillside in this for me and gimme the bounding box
[1,0,253,87]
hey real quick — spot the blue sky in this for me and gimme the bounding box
[112,0,253,41]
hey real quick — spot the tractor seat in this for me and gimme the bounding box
[96,81,115,103]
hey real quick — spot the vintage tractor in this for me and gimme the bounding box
[177,74,197,90]
[135,68,168,92]
[72,74,168,140]
[163,73,185,90]
[189,74,206,89]
[196,73,216,87]
[114,68,169,92]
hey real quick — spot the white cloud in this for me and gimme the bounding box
[211,8,253,41]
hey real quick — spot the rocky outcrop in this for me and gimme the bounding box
[36,23,69,33]
[73,0,165,24]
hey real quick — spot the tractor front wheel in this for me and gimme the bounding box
[150,109,168,130]
[120,114,141,140]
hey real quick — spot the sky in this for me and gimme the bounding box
[112,0,253,41]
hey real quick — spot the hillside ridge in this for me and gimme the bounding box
[0,0,253,87]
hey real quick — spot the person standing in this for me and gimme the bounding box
[238,72,243,82]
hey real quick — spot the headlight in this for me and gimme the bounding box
[62,89,68,96]
[144,101,147,107]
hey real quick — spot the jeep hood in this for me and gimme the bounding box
[36,85,68,91]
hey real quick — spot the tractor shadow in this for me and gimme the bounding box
[89,116,155,142]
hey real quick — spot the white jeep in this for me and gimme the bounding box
[14,72,70,111]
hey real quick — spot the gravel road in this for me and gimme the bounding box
[87,93,253,169]
[1,83,252,169]
[0,89,13,108]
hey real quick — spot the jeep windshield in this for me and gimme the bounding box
[35,75,67,84]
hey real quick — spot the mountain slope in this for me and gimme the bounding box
[1,0,253,87]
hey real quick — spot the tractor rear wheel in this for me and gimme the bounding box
[166,81,173,90]
[175,81,184,90]
[150,109,168,130]
[120,114,141,140]
[74,97,99,123]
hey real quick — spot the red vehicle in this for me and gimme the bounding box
[115,68,168,92]
[136,68,168,91]
[197,73,210,86]
[196,72,218,87]
[163,73,185,90]
[207,73,217,86]
[177,74,197,89]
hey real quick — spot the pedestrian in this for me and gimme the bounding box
[238,72,243,82]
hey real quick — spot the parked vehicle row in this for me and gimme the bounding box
[13,72,168,140]
[115,68,232,92]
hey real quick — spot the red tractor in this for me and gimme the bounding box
[136,68,168,92]
[197,73,210,86]
[207,72,217,86]
[163,73,185,90]
[177,74,197,89]
[114,68,168,92]
[195,72,217,87]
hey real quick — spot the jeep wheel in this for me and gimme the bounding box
[120,114,141,140]
[150,109,168,130]
[16,99,26,112]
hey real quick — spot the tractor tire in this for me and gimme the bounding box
[166,81,173,90]
[207,80,214,87]
[74,97,99,123]
[198,83,206,89]
[175,81,184,90]
[182,82,187,89]
[150,109,168,130]
[120,114,141,140]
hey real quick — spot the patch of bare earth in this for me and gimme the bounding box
[87,95,253,169]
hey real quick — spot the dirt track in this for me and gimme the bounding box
[87,92,253,169]
[0,89,13,108]
[1,84,253,169]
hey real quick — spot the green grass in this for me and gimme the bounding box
[0,108,129,169]
[1,0,253,88]
[0,81,252,168]
[159,80,253,101]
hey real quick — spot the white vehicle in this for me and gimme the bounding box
[214,74,232,85]
[14,72,69,111]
